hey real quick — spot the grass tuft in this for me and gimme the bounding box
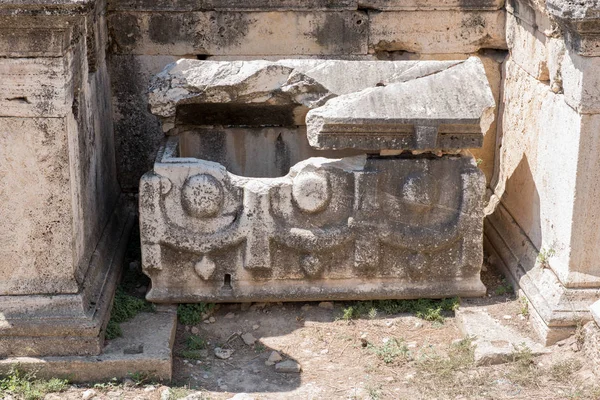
[106,288,154,340]
[369,338,410,364]
[0,368,68,400]
[177,303,215,326]
[340,297,460,323]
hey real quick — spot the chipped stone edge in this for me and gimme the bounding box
[483,204,599,345]
[0,308,177,383]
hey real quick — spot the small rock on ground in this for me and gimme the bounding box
[241,332,256,345]
[228,394,256,400]
[265,351,283,366]
[82,389,96,400]
[318,302,334,309]
[275,360,302,373]
[214,347,234,359]
[191,326,200,334]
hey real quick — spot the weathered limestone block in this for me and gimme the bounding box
[505,1,553,81]
[141,141,486,302]
[110,54,178,192]
[485,59,600,344]
[369,10,506,53]
[0,0,130,357]
[108,0,358,11]
[108,11,368,56]
[150,58,495,151]
[546,0,600,56]
[141,58,490,302]
[358,0,504,10]
[306,57,495,151]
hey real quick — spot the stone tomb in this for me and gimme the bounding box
[140,58,495,302]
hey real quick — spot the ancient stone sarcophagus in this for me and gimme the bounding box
[140,58,495,303]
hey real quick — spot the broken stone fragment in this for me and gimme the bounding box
[265,351,283,366]
[306,57,495,151]
[241,333,256,346]
[275,360,302,373]
[148,59,335,131]
[214,347,234,359]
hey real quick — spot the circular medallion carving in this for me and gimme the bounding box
[182,174,224,218]
[292,171,331,214]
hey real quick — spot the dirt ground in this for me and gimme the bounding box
[23,261,600,400]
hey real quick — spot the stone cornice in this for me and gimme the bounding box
[546,0,600,55]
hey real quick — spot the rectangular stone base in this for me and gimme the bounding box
[147,277,486,303]
[484,202,600,345]
[0,198,135,357]
[0,308,177,383]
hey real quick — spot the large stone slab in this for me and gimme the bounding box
[107,11,368,56]
[305,57,495,151]
[359,0,504,10]
[149,58,495,151]
[546,0,600,56]
[0,308,177,382]
[484,58,600,344]
[457,304,549,365]
[140,138,486,303]
[108,0,358,11]
[0,0,129,358]
[369,10,506,54]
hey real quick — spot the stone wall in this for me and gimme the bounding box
[485,0,600,344]
[106,0,508,191]
[0,0,132,357]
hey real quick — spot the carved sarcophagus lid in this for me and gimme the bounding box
[149,57,495,151]
[141,58,494,302]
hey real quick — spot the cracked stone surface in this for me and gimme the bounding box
[457,305,549,365]
[141,58,490,303]
[148,58,495,151]
[140,138,486,302]
[306,57,495,151]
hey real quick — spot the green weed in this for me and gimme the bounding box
[0,368,68,400]
[369,338,410,364]
[537,247,556,268]
[186,335,207,350]
[494,278,513,296]
[340,298,460,323]
[177,303,215,326]
[106,288,154,340]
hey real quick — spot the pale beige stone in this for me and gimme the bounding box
[505,11,550,81]
[305,57,495,151]
[369,10,506,54]
[359,0,504,10]
[0,117,76,294]
[0,309,177,382]
[108,11,368,56]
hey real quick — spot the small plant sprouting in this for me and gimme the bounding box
[106,288,154,340]
[369,338,410,364]
[519,296,530,318]
[128,371,151,386]
[177,303,215,326]
[494,278,513,296]
[177,334,208,360]
[186,335,207,350]
[0,368,68,400]
[537,247,556,268]
[476,158,484,167]
[339,298,460,323]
